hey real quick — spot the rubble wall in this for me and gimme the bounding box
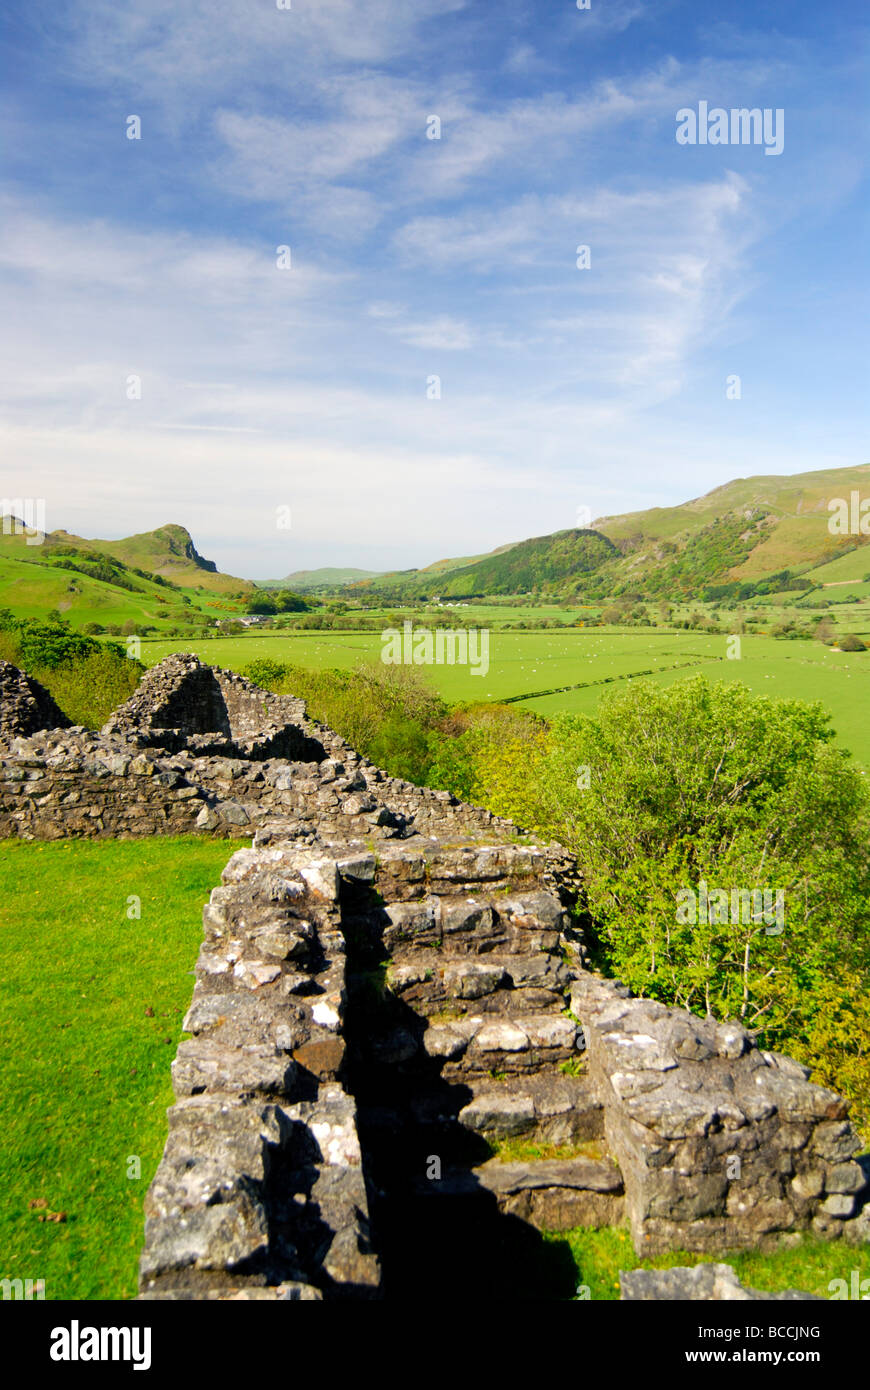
[1,655,866,1290]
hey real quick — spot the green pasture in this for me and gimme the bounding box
[138,624,870,767]
[518,636,870,766]
[0,836,232,1300]
[804,547,870,583]
[805,582,870,602]
[138,628,714,704]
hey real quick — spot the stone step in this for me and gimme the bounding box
[378,889,567,957]
[353,1069,602,1146]
[423,1011,581,1074]
[475,1155,625,1232]
[385,950,571,1016]
[413,1155,624,1232]
[457,1072,604,1144]
[372,842,551,903]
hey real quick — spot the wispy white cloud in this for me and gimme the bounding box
[2,1,866,574]
[59,0,469,102]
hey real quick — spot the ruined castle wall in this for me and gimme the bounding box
[2,655,866,1286]
[0,728,528,845]
[138,829,605,1297]
[139,840,382,1300]
[0,654,531,845]
[0,660,71,742]
[570,972,868,1255]
[140,828,869,1298]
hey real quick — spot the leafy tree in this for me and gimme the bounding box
[15,617,124,670]
[246,595,277,615]
[471,677,870,1130]
[246,590,309,615]
[274,591,309,613]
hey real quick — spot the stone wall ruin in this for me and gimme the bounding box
[0,654,867,1299]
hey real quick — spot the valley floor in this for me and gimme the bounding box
[137,626,870,767]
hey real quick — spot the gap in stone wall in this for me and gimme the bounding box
[336,858,611,1300]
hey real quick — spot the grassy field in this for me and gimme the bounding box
[543,1226,866,1301]
[138,623,870,766]
[804,547,870,583]
[0,836,231,1300]
[520,636,870,765]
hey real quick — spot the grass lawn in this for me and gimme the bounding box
[542,1225,865,1301]
[0,836,233,1300]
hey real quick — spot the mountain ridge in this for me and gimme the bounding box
[346,464,870,600]
[0,520,252,595]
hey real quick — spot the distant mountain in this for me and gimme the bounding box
[347,464,870,600]
[257,567,383,591]
[353,542,522,595]
[0,521,252,596]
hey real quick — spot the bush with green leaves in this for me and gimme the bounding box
[36,650,145,728]
[241,658,448,782]
[0,614,143,727]
[14,616,125,670]
[470,677,870,1133]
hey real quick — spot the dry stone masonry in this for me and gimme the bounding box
[571,973,870,1256]
[139,839,380,1300]
[1,655,867,1299]
[0,659,71,742]
[0,654,523,844]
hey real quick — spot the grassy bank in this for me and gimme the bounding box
[0,836,232,1299]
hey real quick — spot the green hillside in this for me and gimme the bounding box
[350,542,522,594]
[0,521,252,596]
[595,464,870,586]
[348,464,870,601]
[803,546,870,584]
[351,531,615,600]
[0,551,240,633]
[0,520,251,633]
[414,541,520,577]
[89,525,252,595]
[430,529,617,597]
[258,567,383,591]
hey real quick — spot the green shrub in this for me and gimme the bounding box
[14,616,124,670]
[241,658,448,782]
[0,615,141,727]
[34,650,144,728]
[471,677,870,1135]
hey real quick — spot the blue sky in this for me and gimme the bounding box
[1,0,867,579]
